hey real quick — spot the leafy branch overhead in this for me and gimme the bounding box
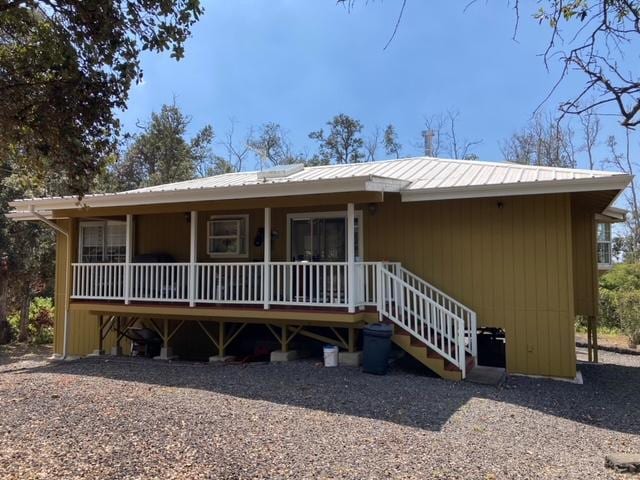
[529,0,640,128]
[0,0,204,195]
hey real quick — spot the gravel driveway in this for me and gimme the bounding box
[1,347,639,480]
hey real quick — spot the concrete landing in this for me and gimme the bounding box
[270,350,298,362]
[465,365,506,386]
[209,355,235,363]
[338,351,362,367]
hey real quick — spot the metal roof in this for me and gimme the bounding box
[9,156,633,212]
[116,156,630,193]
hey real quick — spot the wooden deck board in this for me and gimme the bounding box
[70,301,377,326]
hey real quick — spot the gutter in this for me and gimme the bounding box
[28,206,71,360]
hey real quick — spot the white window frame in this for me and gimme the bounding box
[78,220,127,263]
[207,214,250,258]
[597,222,613,269]
[286,210,364,262]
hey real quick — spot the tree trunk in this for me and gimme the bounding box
[18,294,30,342]
[0,263,9,344]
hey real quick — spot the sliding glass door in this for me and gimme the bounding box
[288,212,361,262]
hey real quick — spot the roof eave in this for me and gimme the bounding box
[400,175,634,203]
[9,175,407,213]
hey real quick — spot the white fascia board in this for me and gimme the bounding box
[9,176,392,211]
[5,210,55,221]
[400,175,634,202]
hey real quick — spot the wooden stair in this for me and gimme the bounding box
[388,322,475,381]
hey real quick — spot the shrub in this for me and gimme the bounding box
[617,290,640,347]
[6,297,54,345]
[28,297,54,344]
[598,263,640,332]
[598,288,621,330]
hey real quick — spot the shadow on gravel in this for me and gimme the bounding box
[13,355,640,435]
[0,344,52,367]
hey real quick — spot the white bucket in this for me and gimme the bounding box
[323,345,339,367]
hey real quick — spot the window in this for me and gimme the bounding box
[597,223,612,266]
[207,215,249,257]
[79,221,126,263]
[287,211,363,262]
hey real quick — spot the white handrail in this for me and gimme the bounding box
[392,265,477,359]
[378,266,468,377]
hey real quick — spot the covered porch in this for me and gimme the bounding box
[70,198,382,312]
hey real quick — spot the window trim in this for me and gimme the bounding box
[286,210,364,262]
[597,223,613,269]
[78,220,126,264]
[207,214,250,258]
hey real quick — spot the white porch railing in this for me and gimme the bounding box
[72,263,126,300]
[196,263,264,304]
[268,262,348,307]
[128,263,190,302]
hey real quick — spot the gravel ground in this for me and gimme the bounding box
[1,347,639,480]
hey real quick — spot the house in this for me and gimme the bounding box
[8,157,632,380]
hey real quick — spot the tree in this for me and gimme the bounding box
[606,132,640,261]
[309,114,365,164]
[0,155,56,344]
[218,119,252,174]
[111,103,214,191]
[528,1,640,128]
[420,111,481,159]
[579,108,601,170]
[364,127,382,162]
[383,124,402,158]
[0,1,203,195]
[248,123,302,168]
[501,113,577,168]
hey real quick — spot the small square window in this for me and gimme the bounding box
[207,216,248,258]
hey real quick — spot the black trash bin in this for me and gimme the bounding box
[362,323,393,375]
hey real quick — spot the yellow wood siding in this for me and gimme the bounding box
[55,193,580,377]
[53,219,123,355]
[571,197,599,317]
[363,193,576,378]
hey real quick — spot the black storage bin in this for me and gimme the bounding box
[477,328,506,367]
[362,324,393,375]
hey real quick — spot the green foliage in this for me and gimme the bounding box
[598,289,620,330]
[383,124,402,159]
[617,290,640,346]
[309,114,365,164]
[0,1,204,195]
[248,123,303,167]
[109,103,215,191]
[600,263,640,292]
[7,297,54,344]
[599,263,640,337]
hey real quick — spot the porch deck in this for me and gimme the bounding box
[70,299,378,326]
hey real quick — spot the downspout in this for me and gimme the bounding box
[28,206,71,359]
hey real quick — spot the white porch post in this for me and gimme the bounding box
[189,211,198,307]
[347,202,355,313]
[124,214,133,305]
[263,207,271,310]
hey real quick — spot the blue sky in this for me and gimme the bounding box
[119,1,632,170]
